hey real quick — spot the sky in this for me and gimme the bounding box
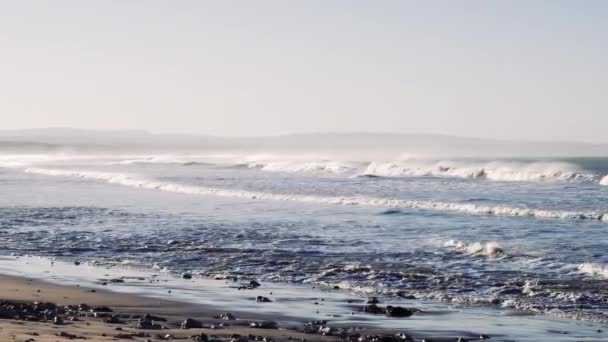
[0,1,607,142]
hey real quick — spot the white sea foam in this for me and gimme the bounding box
[110,154,240,166]
[600,175,608,186]
[364,160,599,183]
[577,263,608,279]
[238,154,360,174]
[444,240,504,256]
[23,167,608,222]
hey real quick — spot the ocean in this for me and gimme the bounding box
[1,152,607,340]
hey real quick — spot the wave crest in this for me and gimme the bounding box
[444,240,504,256]
[577,263,608,279]
[363,160,599,183]
[22,167,608,223]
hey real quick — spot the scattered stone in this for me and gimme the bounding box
[103,315,123,324]
[137,318,163,330]
[181,318,203,329]
[74,260,81,266]
[395,333,413,341]
[220,312,236,320]
[56,331,85,339]
[231,336,249,342]
[367,297,380,304]
[114,333,136,339]
[52,316,64,325]
[249,321,278,329]
[319,326,333,336]
[190,333,209,342]
[396,292,416,300]
[249,280,261,288]
[143,313,167,322]
[363,304,384,314]
[256,296,272,303]
[182,273,193,279]
[385,306,414,318]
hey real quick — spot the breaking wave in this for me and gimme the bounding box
[363,160,600,183]
[577,263,608,279]
[101,154,608,185]
[444,240,504,256]
[23,167,608,222]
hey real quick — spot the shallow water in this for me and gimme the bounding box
[1,153,608,339]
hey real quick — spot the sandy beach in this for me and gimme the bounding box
[0,274,344,342]
[2,272,462,342]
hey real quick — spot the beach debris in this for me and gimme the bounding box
[249,321,278,329]
[394,333,413,341]
[143,313,167,322]
[219,312,236,320]
[56,331,85,339]
[356,334,414,342]
[249,280,261,288]
[114,333,137,339]
[256,296,272,303]
[366,297,380,304]
[385,306,414,318]
[396,292,416,300]
[181,318,203,329]
[303,320,327,334]
[156,333,175,340]
[231,336,249,342]
[78,303,91,311]
[362,304,384,314]
[103,315,123,324]
[137,317,163,330]
[52,316,64,325]
[238,280,262,290]
[182,273,193,279]
[190,333,209,342]
[74,260,81,266]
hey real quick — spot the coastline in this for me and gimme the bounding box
[0,256,605,342]
[0,273,341,342]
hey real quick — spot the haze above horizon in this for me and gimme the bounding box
[1,1,607,142]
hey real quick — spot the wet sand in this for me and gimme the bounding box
[0,274,432,342]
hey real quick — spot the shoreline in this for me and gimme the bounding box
[0,273,450,342]
[0,256,605,342]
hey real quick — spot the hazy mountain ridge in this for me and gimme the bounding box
[0,128,607,157]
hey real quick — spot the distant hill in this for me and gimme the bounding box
[0,128,606,157]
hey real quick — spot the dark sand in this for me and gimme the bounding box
[0,274,461,342]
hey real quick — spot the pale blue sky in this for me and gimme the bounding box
[1,1,607,142]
